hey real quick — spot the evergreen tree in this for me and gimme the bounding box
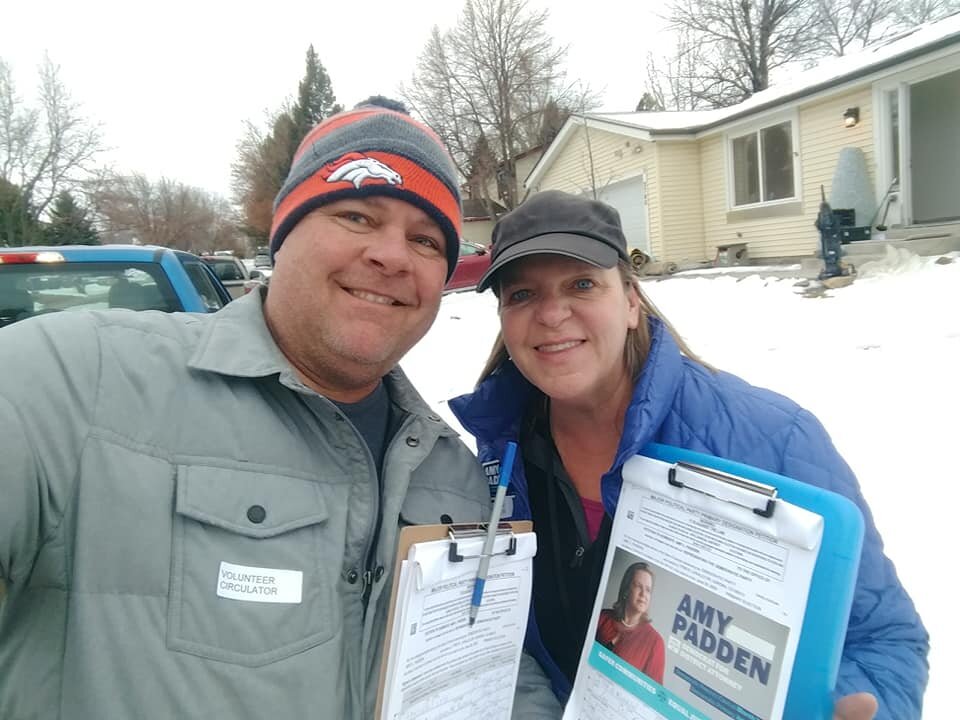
[232,46,342,242]
[292,45,342,141]
[0,179,42,247]
[635,92,664,112]
[266,112,302,203]
[538,99,569,147]
[44,191,99,245]
[466,133,499,216]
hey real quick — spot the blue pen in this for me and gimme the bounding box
[469,441,518,626]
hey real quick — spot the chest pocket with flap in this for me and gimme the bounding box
[399,484,488,527]
[167,464,341,666]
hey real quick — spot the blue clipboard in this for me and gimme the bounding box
[639,443,864,720]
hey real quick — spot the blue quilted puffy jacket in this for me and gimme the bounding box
[449,317,928,720]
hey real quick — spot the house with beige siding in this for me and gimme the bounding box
[460,199,507,247]
[461,145,547,247]
[524,15,960,265]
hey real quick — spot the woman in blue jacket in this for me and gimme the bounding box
[449,191,927,720]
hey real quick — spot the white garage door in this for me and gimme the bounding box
[598,175,648,254]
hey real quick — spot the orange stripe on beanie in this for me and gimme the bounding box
[270,106,462,279]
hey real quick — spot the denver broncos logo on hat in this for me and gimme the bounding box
[320,152,403,189]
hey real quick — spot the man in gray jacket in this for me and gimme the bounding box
[0,101,560,719]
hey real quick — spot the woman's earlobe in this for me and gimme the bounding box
[627,292,643,330]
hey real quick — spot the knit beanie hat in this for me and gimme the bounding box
[270,106,462,280]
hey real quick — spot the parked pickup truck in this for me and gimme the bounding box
[201,253,267,299]
[0,245,233,328]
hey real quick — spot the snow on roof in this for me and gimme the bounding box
[525,14,960,189]
[592,12,960,134]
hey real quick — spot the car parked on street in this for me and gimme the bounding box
[0,245,232,328]
[445,240,491,292]
[200,254,267,299]
[252,251,273,281]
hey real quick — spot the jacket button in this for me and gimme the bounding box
[405,436,420,447]
[334,413,345,422]
[374,565,385,582]
[246,505,266,524]
[428,414,441,422]
[346,569,359,584]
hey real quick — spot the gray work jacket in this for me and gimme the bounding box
[0,290,559,719]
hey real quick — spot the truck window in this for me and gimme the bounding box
[182,262,228,312]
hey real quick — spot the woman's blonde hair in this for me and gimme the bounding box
[477,260,708,386]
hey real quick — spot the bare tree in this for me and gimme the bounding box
[0,55,104,224]
[665,0,822,107]
[810,0,904,56]
[653,0,959,112]
[894,0,960,25]
[645,26,712,111]
[95,173,242,255]
[404,0,592,211]
[814,0,960,55]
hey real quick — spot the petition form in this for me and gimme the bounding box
[564,456,823,720]
[380,531,536,720]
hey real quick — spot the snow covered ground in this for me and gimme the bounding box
[405,247,959,718]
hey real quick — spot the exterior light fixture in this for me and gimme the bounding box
[843,107,860,128]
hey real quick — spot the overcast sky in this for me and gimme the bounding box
[4,0,671,199]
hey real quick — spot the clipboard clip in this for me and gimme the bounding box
[447,522,518,562]
[667,461,778,518]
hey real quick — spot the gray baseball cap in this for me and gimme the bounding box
[477,190,630,292]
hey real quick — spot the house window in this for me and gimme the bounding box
[730,120,796,206]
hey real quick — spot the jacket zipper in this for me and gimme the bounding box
[354,415,388,717]
[359,452,381,617]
